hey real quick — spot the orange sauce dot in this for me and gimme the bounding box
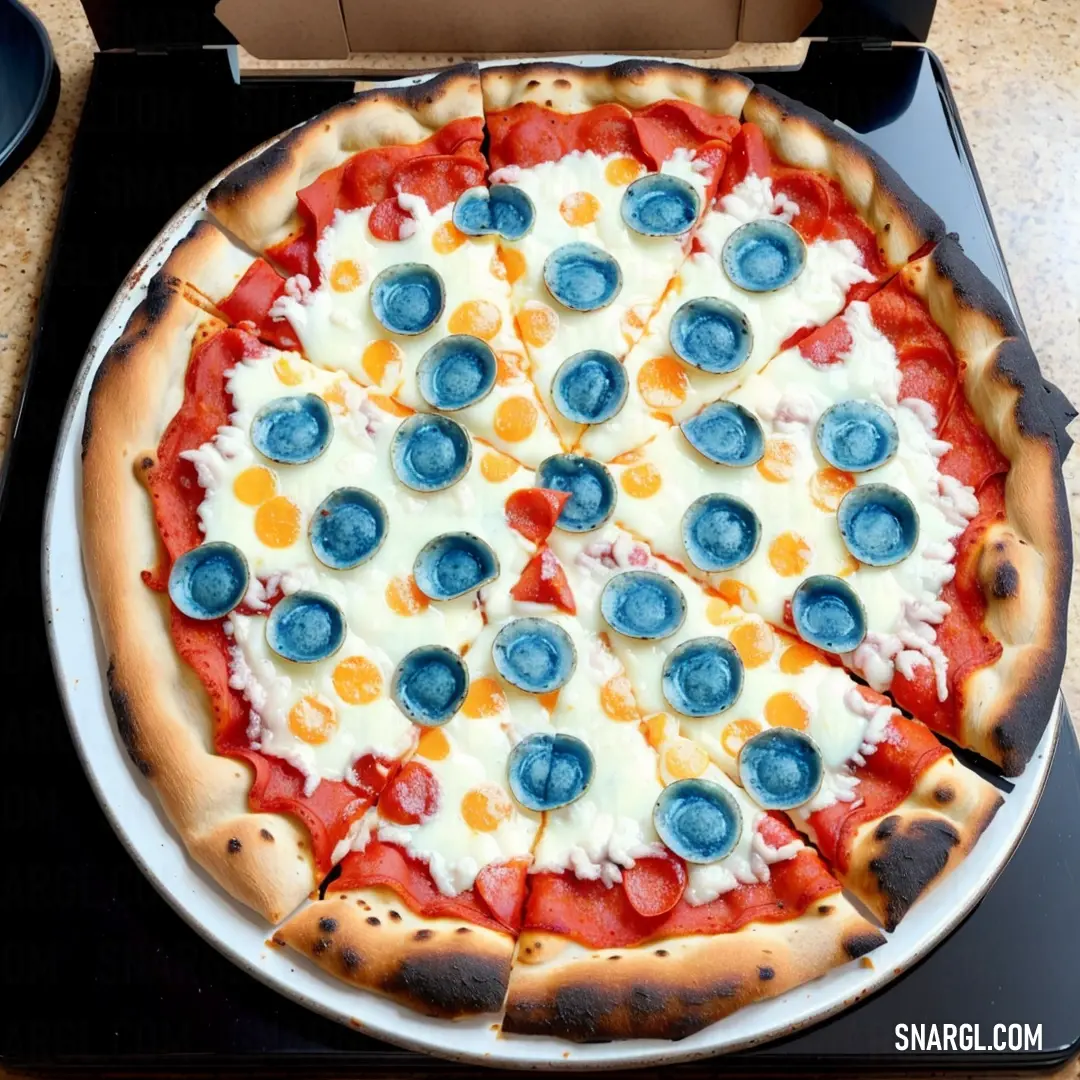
[461,787,513,832]
[496,350,527,386]
[644,713,672,748]
[838,551,861,577]
[433,221,466,254]
[273,357,303,386]
[768,531,812,577]
[416,727,451,761]
[493,396,537,442]
[757,437,798,483]
[233,466,277,507]
[729,620,776,669]
[362,340,403,387]
[332,656,383,705]
[720,717,762,757]
[386,575,430,616]
[449,299,502,341]
[620,462,662,498]
[765,691,810,730]
[287,696,337,745]
[480,451,519,482]
[321,381,348,409]
[637,356,688,409]
[461,676,507,719]
[600,676,638,722]
[605,156,645,185]
[810,466,856,512]
[705,596,739,626]
[368,393,411,417]
[516,304,558,348]
[560,191,601,226]
[779,641,823,675]
[664,740,709,779]
[492,247,526,284]
[716,579,757,609]
[537,690,560,713]
[329,259,363,292]
[254,495,301,548]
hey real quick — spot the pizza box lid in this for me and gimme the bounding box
[80,0,938,61]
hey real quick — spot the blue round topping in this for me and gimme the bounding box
[600,571,687,641]
[721,219,806,293]
[535,454,616,533]
[391,645,469,727]
[837,484,919,567]
[251,394,333,465]
[681,494,761,573]
[620,173,700,237]
[662,637,744,717]
[492,618,577,695]
[413,532,499,601]
[551,350,628,425]
[669,298,753,375]
[680,400,765,467]
[453,185,536,241]
[543,242,623,312]
[738,728,824,811]
[508,733,594,812]
[390,413,472,492]
[815,400,899,473]
[168,542,249,620]
[369,263,445,336]
[417,335,497,412]
[791,575,867,653]
[653,778,742,864]
[308,488,388,571]
[265,591,346,664]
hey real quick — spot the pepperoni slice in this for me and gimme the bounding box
[637,100,740,146]
[572,103,640,159]
[475,859,530,930]
[797,316,853,366]
[505,487,571,543]
[368,197,413,241]
[773,171,831,242]
[622,851,687,917]
[497,107,569,170]
[379,761,440,825]
[717,122,772,197]
[216,259,300,352]
[510,549,576,615]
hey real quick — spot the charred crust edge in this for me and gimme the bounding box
[843,929,886,960]
[107,661,152,777]
[869,817,962,931]
[382,950,509,1017]
[482,59,753,96]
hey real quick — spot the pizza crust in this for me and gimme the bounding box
[276,886,514,1018]
[81,276,318,923]
[900,239,1071,774]
[503,892,883,1041]
[156,218,265,313]
[481,59,751,119]
[840,752,1003,930]
[206,64,483,256]
[742,85,945,270]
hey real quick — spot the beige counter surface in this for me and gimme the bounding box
[0,1,1076,711]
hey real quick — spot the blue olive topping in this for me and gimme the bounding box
[417,335,497,412]
[390,412,472,492]
[600,570,687,641]
[413,532,499,601]
[453,185,536,241]
[653,778,743,863]
[508,732,594,812]
[369,263,445,336]
[738,728,824,811]
[837,484,919,567]
[265,591,346,664]
[391,645,469,727]
[621,173,700,237]
[669,298,753,375]
[251,394,333,465]
[681,493,761,573]
[680,400,765,467]
[535,453,616,533]
[309,488,388,571]
[491,618,577,695]
[168,542,249,621]
[662,637,744,717]
[551,350,628,425]
[790,575,867,653]
[815,400,899,473]
[543,242,623,312]
[721,219,806,293]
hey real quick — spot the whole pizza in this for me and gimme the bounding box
[80,61,1070,1043]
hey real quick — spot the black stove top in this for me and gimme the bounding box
[2,40,1077,1073]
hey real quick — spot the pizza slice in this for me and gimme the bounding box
[199,67,560,467]
[579,85,945,462]
[541,524,1002,930]
[480,62,751,447]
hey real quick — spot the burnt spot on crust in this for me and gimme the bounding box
[341,946,362,971]
[456,926,472,934]
[413,929,434,942]
[843,929,886,960]
[227,837,242,854]
[817,903,834,916]
[991,561,1020,600]
[318,917,338,933]
[758,966,775,981]
[312,937,333,955]
[484,59,752,99]
[107,663,152,777]
[933,784,955,805]
[388,909,402,922]
[382,951,509,1017]
[747,85,945,252]
[869,817,961,930]
[259,828,275,842]
[366,916,380,927]
[929,237,1021,340]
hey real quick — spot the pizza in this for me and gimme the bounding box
[80,61,1069,1044]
